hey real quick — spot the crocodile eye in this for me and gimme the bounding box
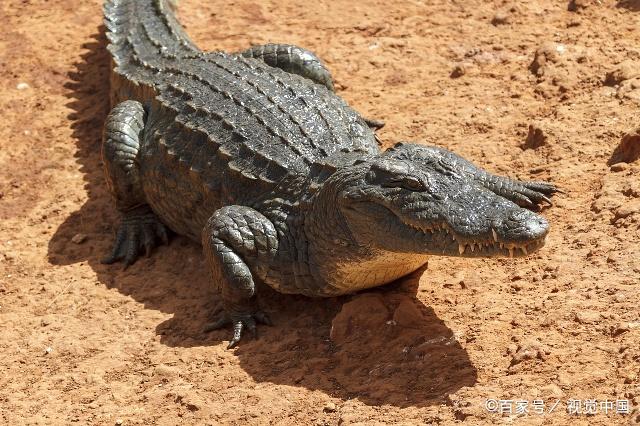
[383,176,426,191]
[401,176,426,191]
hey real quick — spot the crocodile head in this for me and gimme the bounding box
[322,145,550,258]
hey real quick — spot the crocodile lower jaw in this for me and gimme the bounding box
[405,222,546,258]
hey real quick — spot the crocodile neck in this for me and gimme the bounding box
[300,168,428,296]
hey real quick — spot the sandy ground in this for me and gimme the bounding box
[1,0,640,424]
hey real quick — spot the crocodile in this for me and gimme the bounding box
[101,0,559,348]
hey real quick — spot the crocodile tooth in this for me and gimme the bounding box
[470,243,475,252]
[522,246,528,255]
[458,244,465,255]
[509,248,514,258]
[491,228,498,242]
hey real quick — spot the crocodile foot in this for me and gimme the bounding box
[507,180,562,210]
[204,309,272,349]
[101,205,169,268]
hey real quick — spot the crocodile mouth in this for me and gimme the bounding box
[403,221,546,258]
[344,201,547,257]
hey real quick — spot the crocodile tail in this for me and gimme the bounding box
[103,0,199,103]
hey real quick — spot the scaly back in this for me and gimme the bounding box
[103,0,379,185]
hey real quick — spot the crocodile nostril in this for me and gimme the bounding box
[525,216,549,238]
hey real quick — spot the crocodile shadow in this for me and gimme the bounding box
[617,0,640,11]
[48,27,477,408]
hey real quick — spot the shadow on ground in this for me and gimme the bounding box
[48,27,477,408]
[617,0,640,11]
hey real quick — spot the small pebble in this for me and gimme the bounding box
[610,162,629,172]
[153,364,178,378]
[323,402,337,412]
[115,420,123,426]
[524,123,547,149]
[611,322,630,336]
[604,60,639,86]
[510,339,550,366]
[510,273,524,281]
[623,372,637,384]
[16,82,30,90]
[44,347,52,355]
[575,310,601,324]
[530,42,565,77]
[609,128,640,164]
[615,199,640,219]
[510,282,524,291]
[614,293,626,303]
[541,315,558,327]
[541,384,564,397]
[71,233,87,244]
[450,64,466,78]
[491,11,510,26]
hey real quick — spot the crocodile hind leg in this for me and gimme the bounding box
[239,43,335,91]
[240,43,384,130]
[202,206,278,348]
[240,43,385,130]
[101,100,169,268]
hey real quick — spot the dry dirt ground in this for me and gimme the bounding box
[1,0,640,424]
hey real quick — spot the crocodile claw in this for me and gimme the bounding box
[510,180,562,210]
[102,206,169,268]
[204,310,272,349]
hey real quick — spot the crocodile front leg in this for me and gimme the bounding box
[202,206,278,348]
[101,100,169,267]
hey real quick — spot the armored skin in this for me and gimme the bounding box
[102,0,559,347]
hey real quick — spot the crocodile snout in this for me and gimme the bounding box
[497,209,549,243]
